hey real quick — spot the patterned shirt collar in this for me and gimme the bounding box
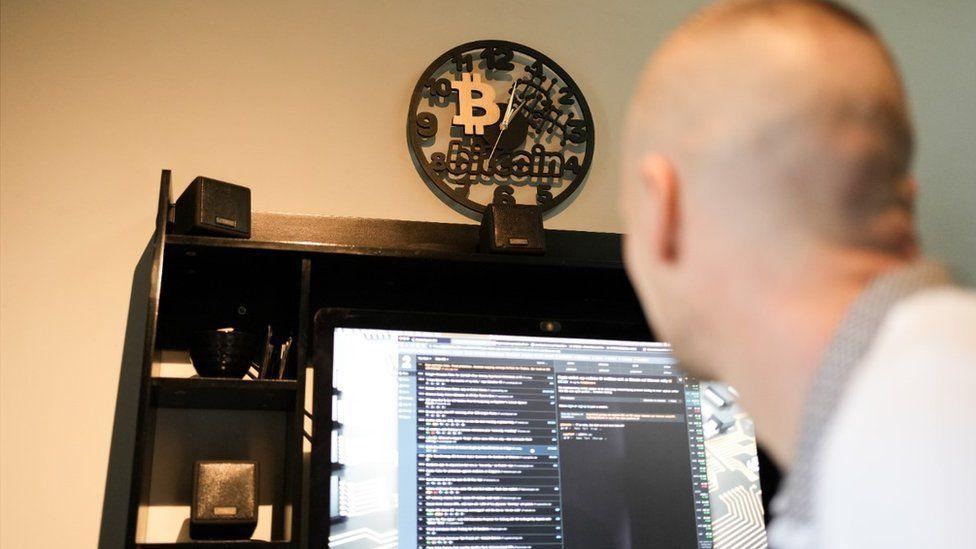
[770,261,951,526]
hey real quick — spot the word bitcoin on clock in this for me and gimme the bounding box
[407,40,594,219]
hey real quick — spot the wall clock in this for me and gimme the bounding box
[407,39,594,219]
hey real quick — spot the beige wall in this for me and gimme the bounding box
[1,1,973,547]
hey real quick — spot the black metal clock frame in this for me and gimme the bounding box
[407,39,595,219]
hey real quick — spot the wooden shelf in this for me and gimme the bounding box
[151,378,298,411]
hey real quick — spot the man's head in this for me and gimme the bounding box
[621,0,915,379]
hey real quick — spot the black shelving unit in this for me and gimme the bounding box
[119,169,693,547]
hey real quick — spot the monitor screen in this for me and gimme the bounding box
[326,327,766,549]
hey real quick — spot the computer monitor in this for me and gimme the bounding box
[312,309,766,549]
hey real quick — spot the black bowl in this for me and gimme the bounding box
[189,330,261,379]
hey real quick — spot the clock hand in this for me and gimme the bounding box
[487,132,505,169]
[500,80,520,128]
[488,80,526,165]
[487,100,527,165]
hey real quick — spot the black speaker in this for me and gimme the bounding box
[190,460,259,540]
[174,176,251,238]
[479,203,546,255]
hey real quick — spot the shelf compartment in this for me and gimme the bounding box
[152,378,298,411]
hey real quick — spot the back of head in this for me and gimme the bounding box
[624,0,916,255]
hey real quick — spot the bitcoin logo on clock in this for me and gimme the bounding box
[407,40,594,219]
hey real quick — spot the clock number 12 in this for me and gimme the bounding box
[480,46,514,71]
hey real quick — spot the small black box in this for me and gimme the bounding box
[174,176,251,238]
[479,203,546,255]
[190,460,259,540]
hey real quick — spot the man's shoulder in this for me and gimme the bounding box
[814,285,976,548]
[879,285,976,347]
[865,286,976,377]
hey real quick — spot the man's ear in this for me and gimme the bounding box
[639,154,681,262]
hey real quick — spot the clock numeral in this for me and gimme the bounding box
[452,52,473,73]
[430,152,447,173]
[426,78,453,98]
[480,46,515,71]
[526,60,546,81]
[415,112,438,139]
[558,86,575,106]
[564,155,581,174]
[537,184,554,206]
[565,119,588,144]
[493,185,516,205]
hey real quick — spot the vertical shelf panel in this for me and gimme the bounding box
[129,170,172,547]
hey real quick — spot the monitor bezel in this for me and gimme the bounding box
[309,307,655,547]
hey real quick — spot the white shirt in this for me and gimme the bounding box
[768,287,976,548]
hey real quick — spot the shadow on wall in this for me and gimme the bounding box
[98,240,154,548]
